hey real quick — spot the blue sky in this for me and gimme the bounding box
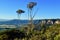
[0,0,60,19]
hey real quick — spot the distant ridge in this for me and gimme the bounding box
[0,19,28,25]
[0,19,9,21]
[0,19,60,25]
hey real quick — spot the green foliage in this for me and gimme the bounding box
[54,34,60,40]
[0,24,60,40]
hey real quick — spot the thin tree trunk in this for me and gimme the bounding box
[18,14,21,20]
[32,8,38,19]
[28,9,29,20]
[30,9,34,32]
[17,14,21,27]
[30,9,32,24]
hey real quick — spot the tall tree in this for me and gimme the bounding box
[16,9,25,27]
[27,2,37,24]
[16,9,25,19]
[27,2,37,32]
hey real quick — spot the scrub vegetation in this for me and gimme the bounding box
[0,24,60,40]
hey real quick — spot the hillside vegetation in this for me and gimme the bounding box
[0,24,60,40]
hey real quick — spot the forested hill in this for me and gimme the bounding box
[0,19,59,25]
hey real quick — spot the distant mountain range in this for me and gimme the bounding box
[0,19,40,25]
[0,19,60,25]
[0,19,9,21]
